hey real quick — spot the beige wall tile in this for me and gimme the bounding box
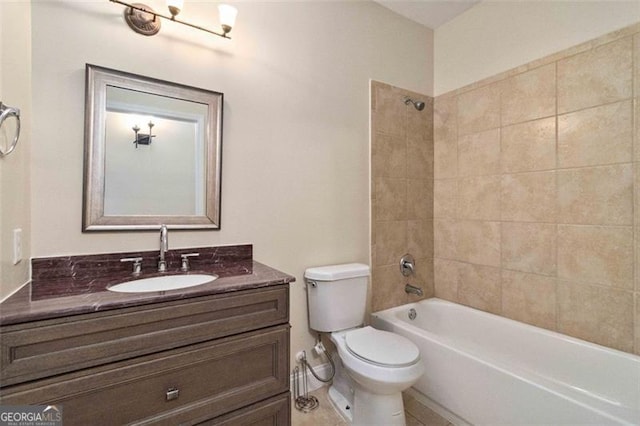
[375,177,406,221]
[557,225,633,289]
[434,179,456,219]
[456,220,501,267]
[501,171,557,222]
[458,128,501,177]
[407,179,433,221]
[372,132,406,178]
[558,100,632,168]
[634,34,640,100]
[408,131,433,181]
[428,30,640,356]
[635,293,640,355]
[636,226,639,292]
[458,263,502,314]
[434,258,459,302]
[434,95,456,143]
[408,220,433,260]
[371,199,377,245]
[372,264,408,312]
[502,270,557,330]
[457,83,501,136]
[371,243,377,267]
[558,280,633,352]
[457,175,501,221]
[434,219,457,260]
[372,83,407,137]
[375,220,407,267]
[371,80,380,110]
[501,63,556,126]
[557,37,633,114]
[633,98,640,161]
[434,137,457,179]
[407,97,433,140]
[557,164,633,225]
[501,117,556,173]
[407,257,434,299]
[502,222,556,276]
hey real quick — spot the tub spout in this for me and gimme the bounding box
[405,283,423,297]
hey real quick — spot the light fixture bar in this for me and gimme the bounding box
[109,0,232,39]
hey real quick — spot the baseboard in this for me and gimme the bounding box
[290,362,332,395]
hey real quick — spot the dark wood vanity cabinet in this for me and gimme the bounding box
[0,285,291,425]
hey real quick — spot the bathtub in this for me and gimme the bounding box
[371,298,640,425]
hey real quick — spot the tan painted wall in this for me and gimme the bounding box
[0,1,31,300]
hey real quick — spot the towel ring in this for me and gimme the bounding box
[0,102,21,158]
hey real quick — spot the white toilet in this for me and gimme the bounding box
[305,263,424,426]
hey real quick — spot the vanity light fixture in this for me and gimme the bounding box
[132,121,155,148]
[110,0,237,39]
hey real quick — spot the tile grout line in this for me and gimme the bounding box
[499,78,505,316]
[632,33,638,354]
[554,59,561,333]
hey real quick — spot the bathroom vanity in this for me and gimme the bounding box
[0,245,294,425]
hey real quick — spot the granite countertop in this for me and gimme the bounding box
[0,245,295,326]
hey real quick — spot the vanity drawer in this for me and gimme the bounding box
[200,392,291,425]
[0,325,289,426]
[1,286,288,386]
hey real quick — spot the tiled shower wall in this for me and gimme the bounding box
[433,24,640,355]
[371,81,434,312]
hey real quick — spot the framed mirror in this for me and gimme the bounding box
[83,64,223,231]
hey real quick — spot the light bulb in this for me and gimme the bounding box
[218,4,237,35]
[167,0,183,17]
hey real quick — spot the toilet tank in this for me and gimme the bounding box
[304,263,370,332]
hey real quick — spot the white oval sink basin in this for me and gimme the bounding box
[108,274,217,293]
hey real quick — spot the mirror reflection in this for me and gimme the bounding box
[104,87,207,216]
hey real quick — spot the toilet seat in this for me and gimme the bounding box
[345,326,420,367]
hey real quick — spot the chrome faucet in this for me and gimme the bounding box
[405,283,423,297]
[400,254,415,277]
[158,224,168,272]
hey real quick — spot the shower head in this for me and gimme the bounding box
[404,96,425,111]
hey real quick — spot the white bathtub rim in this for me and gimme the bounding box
[373,298,640,363]
[372,298,640,425]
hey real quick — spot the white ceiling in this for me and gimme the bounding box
[375,0,480,29]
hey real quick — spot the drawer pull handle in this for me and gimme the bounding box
[166,388,180,401]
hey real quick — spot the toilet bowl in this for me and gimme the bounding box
[304,263,425,425]
[328,327,424,425]
[332,327,424,393]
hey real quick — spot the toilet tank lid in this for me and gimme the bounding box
[304,263,370,281]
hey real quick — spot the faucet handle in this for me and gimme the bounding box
[120,257,143,276]
[180,253,200,272]
[400,254,415,277]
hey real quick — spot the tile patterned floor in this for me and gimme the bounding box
[291,386,454,426]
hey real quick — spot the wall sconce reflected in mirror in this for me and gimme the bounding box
[132,121,155,148]
[110,0,237,39]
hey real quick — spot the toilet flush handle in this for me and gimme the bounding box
[306,280,317,288]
